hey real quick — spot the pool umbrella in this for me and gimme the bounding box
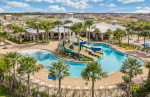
[141,44,148,47]
[129,39,134,41]
[48,75,59,80]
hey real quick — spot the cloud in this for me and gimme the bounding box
[24,0,90,9]
[5,1,30,7]
[99,3,105,6]
[135,10,150,13]
[0,8,4,12]
[136,7,142,9]
[118,0,145,4]
[135,7,150,13]
[92,0,103,2]
[48,5,65,12]
[109,3,116,7]
[25,0,54,3]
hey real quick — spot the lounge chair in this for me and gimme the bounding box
[100,86,104,89]
[76,87,80,89]
[67,86,72,89]
[40,82,45,85]
[61,86,65,89]
[108,86,112,89]
[84,87,88,89]
[48,84,54,87]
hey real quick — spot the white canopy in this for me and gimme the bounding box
[2,23,12,26]
[91,22,125,33]
[50,26,68,33]
[61,17,84,23]
[26,28,45,34]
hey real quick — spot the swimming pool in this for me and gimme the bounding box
[21,43,144,77]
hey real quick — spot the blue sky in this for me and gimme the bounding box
[0,0,150,13]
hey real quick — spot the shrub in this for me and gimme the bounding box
[22,84,27,92]
[81,57,92,61]
[59,52,67,57]
[131,84,147,97]
[40,91,49,97]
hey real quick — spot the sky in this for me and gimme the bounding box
[0,0,150,13]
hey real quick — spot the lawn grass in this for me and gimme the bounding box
[0,85,15,97]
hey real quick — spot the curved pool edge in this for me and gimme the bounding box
[91,42,146,65]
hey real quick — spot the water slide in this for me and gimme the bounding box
[64,36,103,61]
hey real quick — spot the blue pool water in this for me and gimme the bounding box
[21,43,144,77]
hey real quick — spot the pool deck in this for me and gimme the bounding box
[0,39,149,89]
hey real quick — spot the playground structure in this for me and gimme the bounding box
[64,35,104,61]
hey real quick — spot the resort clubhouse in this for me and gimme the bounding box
[0,13,150,97]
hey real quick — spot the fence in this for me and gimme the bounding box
[16,75,126,97]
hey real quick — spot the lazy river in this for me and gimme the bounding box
[21,43,144,77]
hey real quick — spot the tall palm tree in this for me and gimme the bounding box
[139,30,150,48]
[53,20,62,41]
[134,25,142,42]
[41,21,53,43]
[120,58,143,97]
[126,27,131,46]
[28,21,41,42]
[4,52,22,89]
[18,56,40,94]
[0,31,9,49]
[18,26,27,44]
[81,62,107,97]
[93,28,100,41]
[105,29,113,43]
[70,22,85,60]
[85,20,94,45]
[49,61,70,97]
[114,28,126,44]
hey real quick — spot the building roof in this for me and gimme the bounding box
[50,26,68,33]
[2,23,12,26]
[91,22,125,33]
[26,28,45,34]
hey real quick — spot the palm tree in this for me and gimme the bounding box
[29,21,41,42]
[105,29,113,43]
[114,28,126,44]
[18,26,27,44]
[18,56,40,94]
[93,28,100,41]
[126,27,131,45]
[134,25,142,42]
[81,62,107,97]
[139,30,150,48]
[0,31,9,49]
[41,21,53,43]
[146,61,150,79]
[85,20,94,45]
[53,20,62,41]
[49,61,70,97]
[0,56,12,82]
[120,58,143,97]
[4,52,22,88]
[70,22,85,60]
